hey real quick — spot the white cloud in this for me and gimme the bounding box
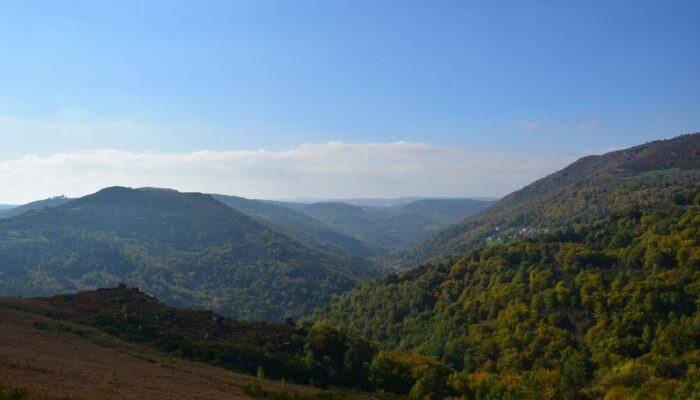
[518,120,540,129]
[0,142,580,204]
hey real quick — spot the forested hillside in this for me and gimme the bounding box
[213,194,376,257]
[0,187,378,321]
[0,192,491,261]
[314,184,700,398]
[291,198,491,255]
[384,133,700,269]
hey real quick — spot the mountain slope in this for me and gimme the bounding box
[293,198,491,255]
[0,196,72,220]
[390,198,494,226]
[312,134,700,398]
[213,194,376,257]
[384,133,700,269]
[314,188,700,398]
[0,187,379,321]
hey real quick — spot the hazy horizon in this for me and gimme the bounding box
[0,186,503,207]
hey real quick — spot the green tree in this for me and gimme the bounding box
[558,348,591,400]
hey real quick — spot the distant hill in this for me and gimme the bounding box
[275,196,499,208]
[213,194,376,257]
[326,197,426,208]
[0,196,72,219]
[384,133,700,269]
[0,187,379,321]
[334,197,499,208]
[0,194,491,261]
[291,198,492,255]
[391,198,494,226]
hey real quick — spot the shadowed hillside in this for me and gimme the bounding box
[213,194,376,257]
[289,198,491,255]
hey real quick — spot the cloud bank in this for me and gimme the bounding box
[0,142,580,204]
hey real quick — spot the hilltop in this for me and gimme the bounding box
[0,187,378,321]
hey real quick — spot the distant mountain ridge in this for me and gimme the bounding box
[0,186,378,321]
[212,194,376,257]
[275,196,498,208]
[0,196,72,220]
[1,191,493,260]
[283,198,492,255]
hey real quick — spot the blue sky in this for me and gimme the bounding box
[0,1,698,202]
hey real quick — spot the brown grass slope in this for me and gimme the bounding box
[0,296,321,400]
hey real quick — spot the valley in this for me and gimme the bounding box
[3,3,698,398]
